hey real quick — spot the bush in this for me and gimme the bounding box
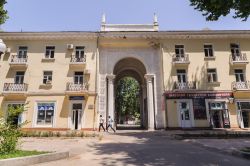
[0,105,27,154]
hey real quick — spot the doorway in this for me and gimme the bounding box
[71,103,82,130]
[208,102,230,128]
[237,102,250,128]
[178,101,193,128]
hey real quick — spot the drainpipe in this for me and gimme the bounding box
[93,33,100,131]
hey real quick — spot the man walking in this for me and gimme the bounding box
[99,115,105,132]
[107,116,116,133]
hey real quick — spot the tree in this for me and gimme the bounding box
[190,0,250,21]
[0,0,8,25]
[116,77,140,124]
[0,105,27,154]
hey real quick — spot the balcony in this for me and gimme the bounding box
[232,81,250,90]
[172,54,190,66]
[173,81,196,91]
[69,57,86,68]
[230,53,249,66]
[65,82,88,94]
[9,55,28,68]
[3,83,28,94]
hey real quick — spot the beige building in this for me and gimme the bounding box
[0,15,250,131]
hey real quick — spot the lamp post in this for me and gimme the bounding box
[0,39,7,56]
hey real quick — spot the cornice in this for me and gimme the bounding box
[0,32,98,40]
[1,30,250,40]
[99,31,250,39]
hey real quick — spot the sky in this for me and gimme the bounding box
[2,0,250,32]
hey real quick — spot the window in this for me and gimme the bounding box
[36,103,55,126]
[209,102,226,110]
[15,71,25,84]
[43,71,52,84]
[175,45,185,57]
[75,46,85,59]
[74,72,83,84]
[18,46,28,58]
[177,69,186,83]
[235,69,245,82]
[45,46,55,59]
[7,103,24,125]
[231,43,241,57]
[204,44,214,57]
[207,69,217,83]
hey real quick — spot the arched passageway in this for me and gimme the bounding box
[113,58,148,129]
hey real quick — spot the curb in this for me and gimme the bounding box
[0,151,69,166]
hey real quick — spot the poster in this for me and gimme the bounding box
[193,98,207,120]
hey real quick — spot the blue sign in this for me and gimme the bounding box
[38,106,54,111]
[69,96,85,100]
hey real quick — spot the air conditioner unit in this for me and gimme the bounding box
[84,69,90,74]
[67,44,74,50]
[6,47,11,53]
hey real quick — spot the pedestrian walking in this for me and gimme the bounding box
[98,115,105,132]
[107,116,116,133]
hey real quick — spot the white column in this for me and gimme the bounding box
[145,74,155,130]
[107,74,116,124]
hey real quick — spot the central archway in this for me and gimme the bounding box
[113,58,148,129]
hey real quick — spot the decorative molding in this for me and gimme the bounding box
[2,30,250,41]
[144,74,154,83]
[107,74,116,83]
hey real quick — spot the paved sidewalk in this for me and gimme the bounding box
[18,131,250,166]
[184,138,250,153]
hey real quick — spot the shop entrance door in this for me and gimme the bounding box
[210,109,230,128]
[71,103,82,130]
[179,102,192,128]
[236,102,250,128]
[242,110,250,128]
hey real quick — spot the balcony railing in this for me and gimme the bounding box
[3,83,28,92]
[70,57,86,64]
[230,53,248,65]
[232,81,250,90]
[66,82,88,92]
[172,54,190,65]
[173,81,196,90]
[10,55,28,65]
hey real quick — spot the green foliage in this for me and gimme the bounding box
[0,0,8,25]
[190,0,250,21]
[116,77,140,122]
[0,105,27,154]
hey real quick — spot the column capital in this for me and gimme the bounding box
[144,74,154,82]
[107,74,116,82]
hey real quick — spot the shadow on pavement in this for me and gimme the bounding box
[90,131,250,166]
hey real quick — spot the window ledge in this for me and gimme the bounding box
[207,82,221,86]
[204,57,216,60]
[41,58,55,62]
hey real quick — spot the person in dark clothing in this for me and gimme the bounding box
[99,115,105,132]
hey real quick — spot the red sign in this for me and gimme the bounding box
[165,92,233,99]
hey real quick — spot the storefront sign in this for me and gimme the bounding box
[165,92,233,99]
[69,96,85,100]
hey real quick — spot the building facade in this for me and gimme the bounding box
[0,16,250,131]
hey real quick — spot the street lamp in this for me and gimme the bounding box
[0,39,7,56]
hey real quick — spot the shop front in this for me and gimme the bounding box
[165,91,233,129]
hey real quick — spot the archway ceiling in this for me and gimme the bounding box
[113,58,147,85]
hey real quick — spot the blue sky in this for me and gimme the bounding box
[2,0,250,32]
